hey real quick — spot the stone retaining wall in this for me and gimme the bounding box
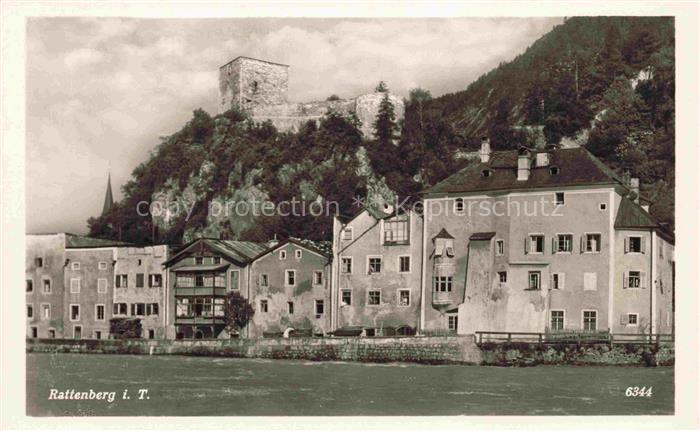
[26,335,481,365]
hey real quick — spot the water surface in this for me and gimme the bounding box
[27,353,673,416]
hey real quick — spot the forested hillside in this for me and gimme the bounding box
[88,16,674,244]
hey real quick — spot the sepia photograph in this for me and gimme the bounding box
[2,1,699,429]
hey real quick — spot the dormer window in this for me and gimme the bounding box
[434,238,454,257]
[481,169,493,177]
[549,166,560,175]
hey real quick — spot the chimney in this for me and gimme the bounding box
[630,178,640,204]
[267,233,279,248]
[517,147,531,181]
[479,136,491,163]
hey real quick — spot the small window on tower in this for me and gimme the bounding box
[252,81,258,93]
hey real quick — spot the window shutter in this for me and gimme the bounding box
[561,273,566,290]
[623,272,628,289]
[620,314,627,325]
[549,273,554,289]
[524,238,528,255]
[551,237,555,254]
[641,271,647,289]
[130,304,135,316]
[624,238,629,254]
[641,237,646,254]
[113,304,118,314]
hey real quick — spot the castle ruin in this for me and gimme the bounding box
[219,56,405,138]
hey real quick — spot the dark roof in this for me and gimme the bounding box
[220,56,289,69]
[469,232,497,241]
[423,147,621,195]
[65,234,133,248]
[163,238,267,267]
[433,228,455,240]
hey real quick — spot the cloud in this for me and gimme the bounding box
[63,48,107,71]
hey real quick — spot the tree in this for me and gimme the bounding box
[224,291,254,334]
[487,97,519,150]
[373,93,399,146]
[375,81,388,92]
[110,317,142,339]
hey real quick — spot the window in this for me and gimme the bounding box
[73,326,82,339]
[41,304,50,320]
[213,256,222,264]
[31,327,38,338]
[498,271,507,283]
[583,310,597,331]
[97,278,108,293]
[285,270,296,287]
[214,298,224,317]
[367,256,382,274]
[146,303,159,316]
[48,329,55,339]
[384,219,409,244]
[584,272,597,291]
[148,330,154,339]
[71,262,80,270]
[433,276,453,292]
[42,278,52,293]
[176,298,191,317]
[26,279,33,293]
[195,257,203,265]
[136,273,145,288]
[149,274,162,287]
[35,257,43,267]
[70,304,80,321]
[341,257,352,274]
[496,240,504,256]
[27,305,33,318]
[260,300,268,313]
[288,301,294,314]
[341,290,352,306]
[398,256,411,273]
[259,274,269,287]
[481,169,492,177]
[599,203,607,211]
[137,259,142,266]
[113,303,127,316]
[341,227,353,241]
[555,192,565,206]
[116,274,128,288]
[527,271,541,290]
[95,304,105,321]
[279,250,287,260]
[626,236,644,254]
[230,270,240,290]
[398,289,410,306]
[625,271,643,289]
[195,275,204,287]
[295,249,302,259]
[551,273,565,290]
[549,166,560,175]
[527,234,544,254]
[252,80,258,93]
[584,233,601,253]
[554,234,573,253]
[454,198,465,213]
[70,278,81,293]
[368,290,381,306]
[448,315,458,332]
[131,303,146,317]
[315,300,324,317]
[550,310,565,331]
[627,313,638,326]
[313,270,323,286]
[98,261,108,270]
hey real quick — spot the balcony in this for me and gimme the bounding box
[174,285,227,296]
[432,291,453,305]
[174,315,226,325]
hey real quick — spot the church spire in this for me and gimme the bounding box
[102,172,114,216]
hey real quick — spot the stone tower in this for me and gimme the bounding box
[218,56,290,114]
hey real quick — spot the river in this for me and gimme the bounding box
[26,353,673,416]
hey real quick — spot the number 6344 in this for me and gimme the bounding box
[625,386,653,397]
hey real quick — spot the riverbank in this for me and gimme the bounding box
[26,336,674,367]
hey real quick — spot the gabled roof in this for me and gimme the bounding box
[65,233,133,249]
[252,237,332,262]
[615,197,674,243]
[433,228,455,240]
[422,147,621,196]
[163,238,267,267]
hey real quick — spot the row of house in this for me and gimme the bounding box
[27,144,674,340]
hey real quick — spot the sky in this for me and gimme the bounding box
[26,17,563,234]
